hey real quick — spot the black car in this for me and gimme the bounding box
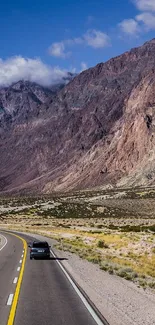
[29,241,51,259]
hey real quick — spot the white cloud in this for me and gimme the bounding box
[136,12,155,29]
[48,39,83,58]
[119,2,155,36]
[80,62,88,71]
[119,18,140,35]
[48,42,70,58]
[49,29,110,58]
[118,0,155,38]
[134,0,155,12]
[84,29,110,48]
[73,37,84,45]
[0,56,69,87]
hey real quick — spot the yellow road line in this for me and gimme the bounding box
[6,232,27,325]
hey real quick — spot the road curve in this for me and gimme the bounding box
[0,231,109,325]
[0,234,7,251]
[0,232,23,325]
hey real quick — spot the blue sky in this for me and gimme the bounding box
[0,0,155,86]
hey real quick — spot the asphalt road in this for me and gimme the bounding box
[0,231,107,325]
[0,232,23,325]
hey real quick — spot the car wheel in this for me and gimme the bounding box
[30,256,32,260]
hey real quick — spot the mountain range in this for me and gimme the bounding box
[1,39,155,194]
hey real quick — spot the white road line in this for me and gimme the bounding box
[17,267,20,272]
[19,259,22,264]
[0,234,8,251]
[13,277,18,284]
[7,294,14,306]
[21,254,24,258]
[22,250,24,253]
[50,249,106,325]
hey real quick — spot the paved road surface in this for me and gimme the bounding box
[0,231,107,325]
[0,232,23,325]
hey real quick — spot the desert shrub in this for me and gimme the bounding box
[87,254,101,264]
[108,267,114,274]
[97,224,102,229]
[91,230,102,234]
[138,279,147,288]
[148,282,155,289]
[123,267,133,273]
[100,261,109,271]
[116,269,128,279]
[97,240,108,248]
[116,268,138,280]
[141,274,146,279]
[90,223,95,227]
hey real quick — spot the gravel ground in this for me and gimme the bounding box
[24,232,155,325]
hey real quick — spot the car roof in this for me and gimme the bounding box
[32,240,49,247]
[33,240,48,243]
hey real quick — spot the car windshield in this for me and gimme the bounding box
[33,242,49,248]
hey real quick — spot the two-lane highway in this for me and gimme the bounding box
[0,231,108,325]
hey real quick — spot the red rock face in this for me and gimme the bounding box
[1,40,155,193]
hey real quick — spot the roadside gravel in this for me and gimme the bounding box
[24,232,155,325]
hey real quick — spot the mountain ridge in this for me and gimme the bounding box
[1,39,155,193]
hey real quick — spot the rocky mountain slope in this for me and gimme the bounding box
[1,39,155,193]
[0,73,75,131]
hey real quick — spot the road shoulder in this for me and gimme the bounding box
[17,231,155,325]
